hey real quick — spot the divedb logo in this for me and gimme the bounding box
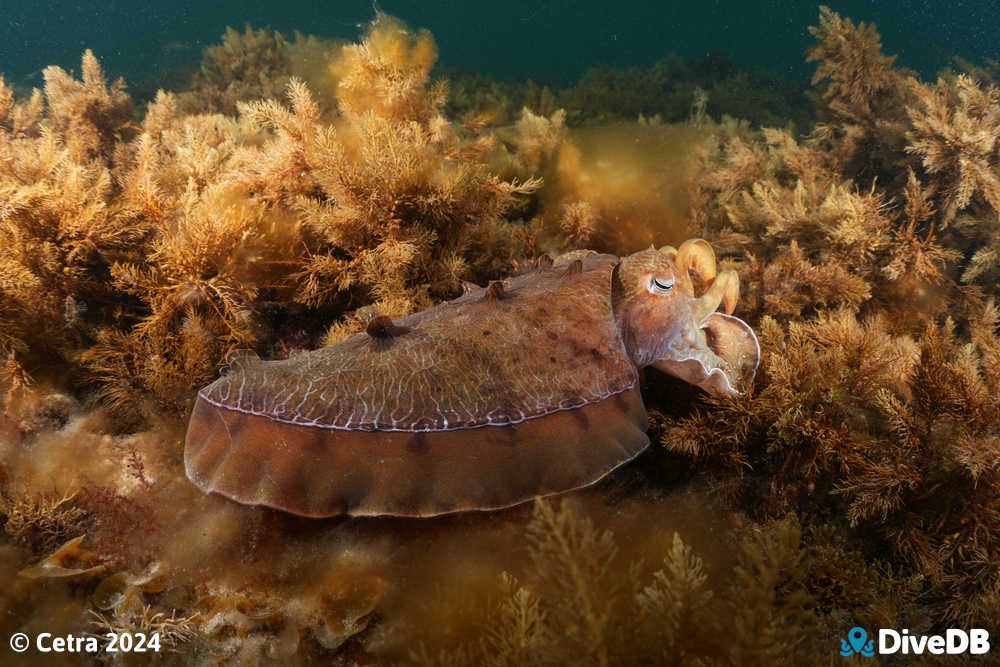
[839,626,990,657]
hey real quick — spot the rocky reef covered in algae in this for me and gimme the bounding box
[1,6,999,664]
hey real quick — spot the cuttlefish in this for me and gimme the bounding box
[184,239,759,517]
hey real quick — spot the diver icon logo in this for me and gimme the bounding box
[840,627,875,657]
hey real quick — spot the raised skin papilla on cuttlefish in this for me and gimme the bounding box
[184,242,760,517]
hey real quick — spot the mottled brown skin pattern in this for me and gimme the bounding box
[185,246,759,517]
[198,254,633,432]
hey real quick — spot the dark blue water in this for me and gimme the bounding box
[2,1,998,89]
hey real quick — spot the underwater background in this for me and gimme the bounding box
[3,1,1000,665]
[3,1,1000,87]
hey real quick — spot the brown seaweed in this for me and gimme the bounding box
[2,6,1000,663]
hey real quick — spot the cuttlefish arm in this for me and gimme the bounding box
[653,311,760,395]
[653,241,760,395]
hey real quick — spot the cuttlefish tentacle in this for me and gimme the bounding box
[661,239,738,320]
[675,238,717,283]
[691,269,740,322]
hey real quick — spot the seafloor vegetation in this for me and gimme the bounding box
[1,6,999,664]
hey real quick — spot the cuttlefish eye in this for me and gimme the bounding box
[649,276,675,294]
